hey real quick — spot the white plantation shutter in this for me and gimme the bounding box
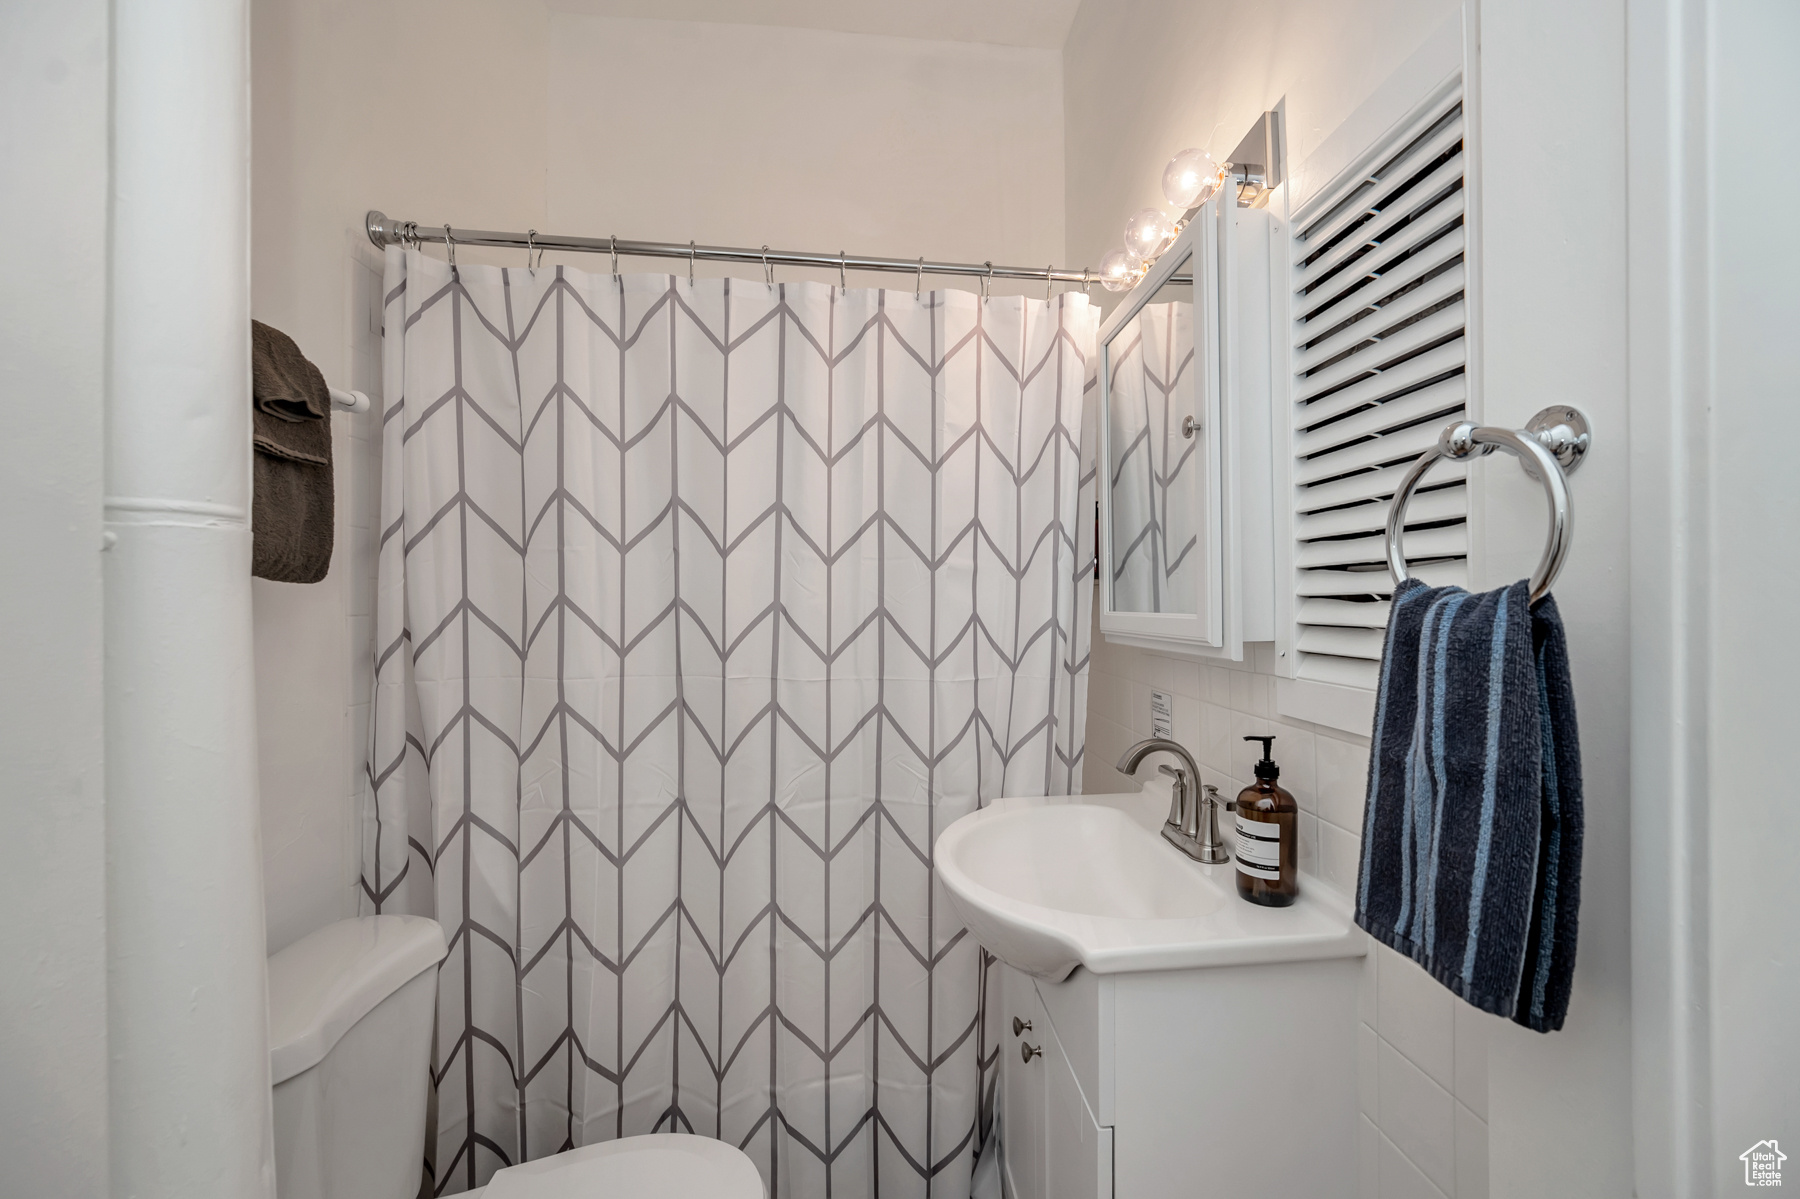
[1286,91,1469,691]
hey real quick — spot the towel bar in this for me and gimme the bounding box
[1386,406,1590,605]
[329,387,371,414]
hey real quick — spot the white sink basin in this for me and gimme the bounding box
[935,785,1361,980]
[947,803,1223,922]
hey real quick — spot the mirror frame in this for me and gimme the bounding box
[1096,198,1225,651]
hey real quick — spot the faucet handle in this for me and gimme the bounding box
[1195,784,1232,865]
[1157,763,1189,830]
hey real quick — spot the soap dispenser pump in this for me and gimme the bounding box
[1234,735,1298,906]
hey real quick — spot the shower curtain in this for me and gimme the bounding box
[362,248,1096,1197]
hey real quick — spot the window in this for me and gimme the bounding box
[1278,87,1469,699]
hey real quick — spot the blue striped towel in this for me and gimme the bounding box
[1355,578,1583,1032]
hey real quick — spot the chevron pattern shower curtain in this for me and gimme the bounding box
[362,248,1096,1197]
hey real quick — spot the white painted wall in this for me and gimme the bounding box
[1477,3,1800,1192]
[0,3,112,1195]
[1701,2,1800,1181]
[547,0,1081,49]
[1468,2,1635,1194]
[1627,0,1800,1192]
[249,0,1064,950]
[542,12,1065,288]
[250,0,550,956]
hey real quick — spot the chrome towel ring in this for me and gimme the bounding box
[1386,406,1590,605]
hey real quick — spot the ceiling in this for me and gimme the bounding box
[542,0,1083,50]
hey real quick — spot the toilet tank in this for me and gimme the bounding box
[269,916,446,1199]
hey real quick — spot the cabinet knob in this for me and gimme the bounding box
[1011,1017,1032,1037]
[1021,1042,1042,1063]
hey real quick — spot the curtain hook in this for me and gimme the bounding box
[610,235,619,281]
[1082,268,1091,294]
[443,224,456,270]
[982,261,993,301]
[839,251,846,291]
[762,245,773,287]
[689,240,696,287]
[525,229,539,272]
[916,256,924,299]
[1046,264,1053,302]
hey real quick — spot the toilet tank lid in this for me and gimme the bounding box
[267,915,447,1084]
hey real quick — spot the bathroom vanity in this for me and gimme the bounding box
[999,954,1359,1198]
[936,786,1362,1198]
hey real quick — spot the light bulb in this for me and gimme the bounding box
[1163,147,1220,209]
[1123,208,1175,263]
[1099,248,1136,292]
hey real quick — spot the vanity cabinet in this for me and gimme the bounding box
[1002,969,1113,1199]
[1000,956,1359,1198]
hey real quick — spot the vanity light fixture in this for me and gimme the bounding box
[1223,111,1284,210]
[1122,207,1177,266]
[1097,155,1221,295]
[1162,147,1224,210]
[1098,247,1137,292]
[1098,113,1283,296]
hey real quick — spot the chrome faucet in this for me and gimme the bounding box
[1116,737,1232,865]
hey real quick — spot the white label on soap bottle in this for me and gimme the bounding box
[1236,814,1282,881]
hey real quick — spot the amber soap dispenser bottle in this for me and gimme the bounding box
[1234,735,1298,906]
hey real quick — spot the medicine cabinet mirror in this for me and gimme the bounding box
[1097,191,1277,661]
[1099,205,1225,651]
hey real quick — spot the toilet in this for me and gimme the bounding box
[268,916,765,1199]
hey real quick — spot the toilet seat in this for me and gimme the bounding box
[471,1134,765,1199]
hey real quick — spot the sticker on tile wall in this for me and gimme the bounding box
[1150,689,1173,740]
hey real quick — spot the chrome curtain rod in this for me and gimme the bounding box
[365,210,1098,288]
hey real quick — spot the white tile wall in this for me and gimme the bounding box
[1379,953,1455,1091]
[1361,929,1494,1199]
[1378,1038,1455,1191]
[1453,1102,1489,1199]
[1359,1115,1382,1198]
[1452,999,1492,1122]
[1379,1133,1450,1199]
[1081,592,1492,1197]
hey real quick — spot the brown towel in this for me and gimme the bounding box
[251,319,335,582]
